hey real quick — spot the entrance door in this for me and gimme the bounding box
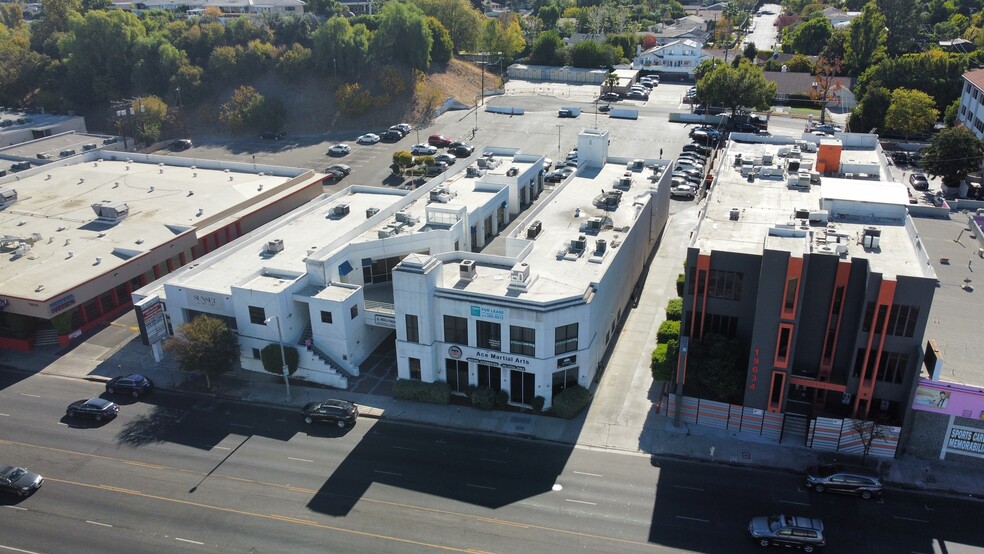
[509,370,535,405]
[446,359,470,394]
[478,364,502,392]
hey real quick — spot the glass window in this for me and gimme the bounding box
[445,358,469,392]
[509,325,536,355]
[783,277,798,311]
[409,358,421,380]
[248,306,266,325]
[476,320,501,351]
[350,305,359,319]
[554,323,579,355]
[320,310,333,324]
[405,314,419,343]
[443,315,468,345]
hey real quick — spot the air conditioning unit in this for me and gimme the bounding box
[570,235,587,252]
[586,217,603,232]
[366,207,380,219]
[459,259,477,281]
[266,238,284,253]
[526,220,543,239]
[333,203,350,217]
[395,210,412,223]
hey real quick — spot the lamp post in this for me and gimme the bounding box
[264,315,292,402]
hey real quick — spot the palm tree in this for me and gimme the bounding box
[605,72,619,94]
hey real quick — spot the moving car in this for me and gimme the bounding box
[105,374,153,397]
[601,92,620,102]
[748,514,825,552]
[323,168,347,182]
[805,464,883,499]
[448,142,475,157]
[813,123,842,133]
[171,139,192,151]
[260,130,286,140]
[301,399,359,427]
[0,465,43,497]
[356,133,380,144]
[328,143,351,156]
[909,173,929,190]
[428,134,453,147]
[411,143,438,156]
[66,397,120,422]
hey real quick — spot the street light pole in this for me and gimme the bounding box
[556,124,562,158]
[264,315,292,402]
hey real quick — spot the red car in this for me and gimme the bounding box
[428,134,453,147]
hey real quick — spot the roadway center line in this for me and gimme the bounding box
[675,516,710,523]
[564,499,597,506]
[672,485,704,491]
[466,484,496,490]
[480,458,508,464]
[894,516,930,523]
[287,457,314,463]
[3,506,28,511]
[374,470,402,477]
[0,542,44,554]
[86,520,113,527]
[19,394,40,398]
[0,413,9,417]
[175,538,204,545]
[779,500,811,506]
[573,471,603,477]
[391,446,418,451]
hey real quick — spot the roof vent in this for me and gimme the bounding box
[366,207,380,219]
[332,203,350,217]
[570,235,587,252]
[0,186,17,208]
[508,262,537,292]
[459,259,477,281]
[729,208,740,221]
[266,238,285,253]
[91,200,129,222]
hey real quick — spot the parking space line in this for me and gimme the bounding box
[675,516,710,523]
[672,485,704,491]
[86,520,113,527]
[573,471,603,477]
[19,394,40,398]
[374,470,402,477]
[466,484,496,490]
[175,538,204,545]
[565,499,597,506]
[287,457,314,463]
[894,516,930,523]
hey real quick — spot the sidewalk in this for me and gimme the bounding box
[2,206,982,501]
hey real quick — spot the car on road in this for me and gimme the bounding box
[748,514,825,552]
[260,130,286,140]
[0,465,43,497]
[693,104,727,115]
[411,143,438,156]
[691,129,722,145]
[626,91,648,100]
[545,167,575,183]
[171,139,192,151]
[434,153,456,166]
[105,374,153,397]
[909,173,929,190]
[66,397,120,422]
[598,104,612,112]
[381,129,404,142]
[805,464,883,499]
[428,134,453,147]
[357,133,380,144]
[328,143,351,156]
[448,142,475,157]
[301,399,359,427]
[601,92,620,102]
[813,123,842,133]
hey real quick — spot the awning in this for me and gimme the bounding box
[338,260,354,275]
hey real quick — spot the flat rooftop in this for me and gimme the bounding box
[0,153,317,302]
[698,141,935,280]
[436,162,655,301]
[0,132,117,161]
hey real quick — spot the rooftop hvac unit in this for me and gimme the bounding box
[527,220,543,239]
[91,200,129,222]
[377,229,395,238]
[510,262,530,283]
[0,186,17,208]
[506,167,519,177]
[459,259,477,281]
[787,160,801,172]
[366,207,380,219]
[794,208,809,219]
[616,175,632,189]
[862,226,881,249]
[266,238,284,253]
[587,217,603,232]
[570,235,587,252]
[729,208,740,221]
[395,210,413,223]
[596,239,607,254]
[332,203,350,217]
[466,166,484,178]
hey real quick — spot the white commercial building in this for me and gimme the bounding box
[632,39,706,78]
[139,130,670,408]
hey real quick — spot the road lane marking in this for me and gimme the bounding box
[374,470,402,476]
[779,500,810,506]
[213,446,231,450]
[0,413,9,417]
[573,471,603,477]
[480,458,508,464]
[467,484,496,490]
[0,542,44,554]
[672,485,704,491]
[676,516,710,523]
[49,477,477,553]
[99,485,142,495]
[86,520,113,527]
[19,394,40,398]
[565,499,597,505]
[3,506,28,511]
[175,538,204,545]
[287,457,314,463]
[124,461,166,470]
[894,516,930,523]
[391,446,417,451]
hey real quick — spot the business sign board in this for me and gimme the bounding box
[912,378,984,419]
[135,295,169,345]
[470,305,505,320]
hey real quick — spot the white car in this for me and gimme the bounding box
[411,143,437,156]
[357,133,380,144]
[394,123,412,134]
[434,153,456,165]
[328,143,351,156]
[670,183,696,199]
[675,158,704,171]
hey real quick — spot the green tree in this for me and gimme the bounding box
[697,58,776,118]
[1,3,25,29]
[530,29,567,65]
[481,14,525,63]
[943,97,959,127]
[820,28,847,66]
[538,4,561,28]
[0,26,46,106]
[412,0,485,53]
[790,17,832,55]
[884,88,939,138]
[220,85,285,132]
[426,16,453,64]
[845,2,886,75]
[132,95,169,144]
[743,41,757,60]
[392,150,414,173]
[785,53,814,73]
[875,0,917,55]
[31,0,82,55]
[920,126,984,187]
[848,85,891,132]
[313,17,370,77]
[854,51,967,113]
[276,43,312,81]
[207,44,241,83]
[570,40,615,67]
[260,343,300,376]
[131,36,187,96]
[57,9,146,105]
[164,315,239,390]
[371,1,433,70]
[688,333,745,404]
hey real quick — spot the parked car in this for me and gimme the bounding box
[171,139,192,151]
[426,161,449,176]
[326,164,352,176]
[545,167,574,183]
[909,173,930,190]
[805,464,883,499]
[411,143,438,156]
[448,142,475,157]
[0,465,43,497]
[672,172,702,186]
[428,134,453,147]
[670,183,696,199]
[434,153,456,166]
[691,129,722,145]
[381,129,404,142]
[66,397,120,422]
[301,399,359,427]
[813,123,842,133]
[674,158,704,171]
[601,92,620,102]
[328,143,351,156]
[693,104,727,115]
[891,151,912,165]
[393,123,412,134]
[747,514,825,552]
[626,91,648,100]
[387,125,409,137]
[678,152,707,163]
[683,143,712,156]
[675,168,704,181]
[357,133,380,144]
[105,374,153,397]
[260,130,286,140]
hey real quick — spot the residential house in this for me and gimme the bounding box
[764,70,856,113]
[632,39,707,78]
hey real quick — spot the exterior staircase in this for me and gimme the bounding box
[781,413,809,446]
[33,329,60,347]
[297,322,348,389]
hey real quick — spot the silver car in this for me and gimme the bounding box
[748,514,825,552]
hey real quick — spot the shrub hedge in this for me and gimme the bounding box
[676,273,685,297]
[393,379,451,404]
[657,319,681,343]
[665,297,683,321]
[470,386,496,410]
[552,385,591,419]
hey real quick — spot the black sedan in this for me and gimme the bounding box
[301,400,359,428]
[66,397,120,422]
[447,142,475,158]
[105,374,153,397]
[0,465,43,497]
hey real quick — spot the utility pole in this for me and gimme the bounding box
[480,51,485,107]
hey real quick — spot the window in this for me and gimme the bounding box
[876,352,909,384]
[702,313,737,338]
[321,310,333,324]
[443,315,468,345]
[477,364,501,391]
[552,367,578,397]
[249,306,266,325]
[446,358,469,392]
[350,305,359,319]
[509,325,536,355]
[783,277,799,312]
[706,270,743,300]
[476,320,501,351]
[251,348,261,359]
[409,358,421,380]
[775,324,792,366]
[405,314,419,343]
[862,302,874,332]
[555,323,579,355]
[887,305,919,337]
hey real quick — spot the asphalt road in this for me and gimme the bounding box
[3,371,983,553]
